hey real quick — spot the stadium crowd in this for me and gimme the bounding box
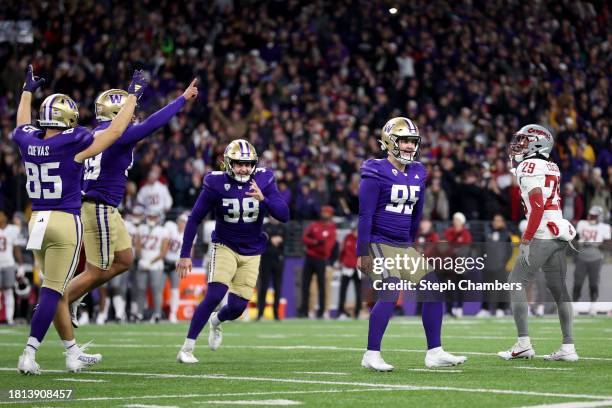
[0,0,610,222]
[0,0,610,322]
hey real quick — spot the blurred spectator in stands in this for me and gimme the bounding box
[561,183,584,225]
[424,177,449,221]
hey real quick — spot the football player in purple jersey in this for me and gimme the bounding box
[358,117,467,371]
[175,139,289,364]
[52,79,198,349]
[12,65,147,374]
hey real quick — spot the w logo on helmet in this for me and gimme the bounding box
[109,94,123,104]
[384,122,395,135]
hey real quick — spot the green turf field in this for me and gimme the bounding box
[1,316,611,407]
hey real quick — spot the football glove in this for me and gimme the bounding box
[23,65,45,92]
[128,70,149,99]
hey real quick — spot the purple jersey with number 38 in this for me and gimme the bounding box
[180,168,290,257]
[12,124,93,215]
[356,158,427,256]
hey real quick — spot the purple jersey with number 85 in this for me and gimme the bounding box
[12,124,93,215]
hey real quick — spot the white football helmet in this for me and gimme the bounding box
[509,124,554,164]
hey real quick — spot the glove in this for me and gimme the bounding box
[16,265,25,279]
[519,242,530,266]
[23,64,45,92]
[128,70,149,99]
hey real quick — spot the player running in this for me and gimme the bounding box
[52,79,198,341]
[358,117,466,371]
[499,124,578,362]
[164,213,188,323]
[13,65,147,374]
[176,139,290,364]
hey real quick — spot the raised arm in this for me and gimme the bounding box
[17,65,45,127]
[119,78,198,145]
[74,70,149,162]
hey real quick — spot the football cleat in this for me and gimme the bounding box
[18,350,41,375]
[70,300,85,328]
[169,313,178,324]
[543,346,579,362]
[208,312,223,351]
[475,309,491,318]
[425,347,467,368]
[361,350,394,372]
[498,342,535,360]
[177,347,199,364]
[65,341,102,372]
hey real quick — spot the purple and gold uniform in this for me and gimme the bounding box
[81,96,186,270]
[180,168,289,299]
[12,124,93,293]
[357,158,427,280]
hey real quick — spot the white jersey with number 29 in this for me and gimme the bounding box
[515,158,563,240]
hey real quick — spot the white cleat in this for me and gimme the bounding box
[18,350,41,375]
[177,347,199,364]
[425,347,467,368]
[361,350,394,372]
[497,342,535,360]
[475,309,491,318]
[169,313,178,324]
[65,341,102,372]
[543,346,579,362]
[208,312,223,351]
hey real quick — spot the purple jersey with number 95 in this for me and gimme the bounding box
[356,158,427,255]
[12,124,93,215]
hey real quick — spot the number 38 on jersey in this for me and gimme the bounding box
[385,184,420,215]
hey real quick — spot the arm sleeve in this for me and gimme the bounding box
[262,181,290,222]
[179,185,216,258]
[408,185,426,243]
[356,177,381,256]
[163,185,173,211]
[119,96,186,145]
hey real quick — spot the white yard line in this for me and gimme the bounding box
[407,369,463,373]
[293,371,348,375]
[1,342,611,361]
[0,367,611,403]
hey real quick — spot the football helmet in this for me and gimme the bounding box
[588,205,604,223]
[509,124,554,164]
[223,139,258,182]
[145,208,164,227]
[95,89,128,121]
[379,117,420,164]
[38,93,79,128]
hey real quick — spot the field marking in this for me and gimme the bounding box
[55,378,109,383]
[1,342,611,362]
[197,400,301,406]
[516,400,612,408]
[515,367,574,371]
[407,369,463,373]
[293,371,348,375]
[1,367,611,403]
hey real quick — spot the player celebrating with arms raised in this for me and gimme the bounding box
[176,139,289,363]
[499,124,578,361]
[13,66,147,374]
[358,117,466,371]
